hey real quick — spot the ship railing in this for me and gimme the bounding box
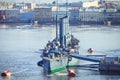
[43,55,66,61]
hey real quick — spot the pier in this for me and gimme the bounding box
[70,54,103,62]
[68,53,120,75]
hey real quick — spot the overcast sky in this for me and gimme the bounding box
[3,0,89,3]
[2,0,119,3]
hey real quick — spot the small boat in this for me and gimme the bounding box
[37,15,79,74]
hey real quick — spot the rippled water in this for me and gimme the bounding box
[0,24,120,80]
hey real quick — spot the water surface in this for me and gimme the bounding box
[0,24,120,80]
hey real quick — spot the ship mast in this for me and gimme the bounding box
[55,0,68,40]
[66,0,68,16]
[59,0,70,48]
[55,0,58,40]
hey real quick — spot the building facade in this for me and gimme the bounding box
[34,7,53,24]
[79,11,104,24]
[19,11,35,23]
[103,9,120,25]
[26,3,36,11]
[0,9,20,23]
[69,8,80,25]
[0,10,6,21]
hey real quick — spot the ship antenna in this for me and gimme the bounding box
[55,0,58,40]
[66,0,68,16]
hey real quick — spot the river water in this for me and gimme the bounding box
[0,23,120,80]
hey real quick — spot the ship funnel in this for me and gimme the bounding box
[59,16,71,48]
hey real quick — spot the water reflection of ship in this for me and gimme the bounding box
[0,24,8,29]
[107,21,111,26]
[103,20,111,26]
[16,25,33,29]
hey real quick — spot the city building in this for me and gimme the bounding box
[0,8,20,23]
[82,1,100,8]
[19,11,35,23]
[34,7,53,24]
[0,1,119,25]
[103,9,120,25]
[79,11,104,24]
[52,7,70,22]
[0,10,6,21]
[25,3,36,11]
[69,8,80,25]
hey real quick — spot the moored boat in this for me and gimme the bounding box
[37,15,79,74]
[99,56,120,75]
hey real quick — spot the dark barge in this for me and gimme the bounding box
[99,56,120,75]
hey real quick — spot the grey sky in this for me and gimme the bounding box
[2,0,118,3]
[3,0,82,3]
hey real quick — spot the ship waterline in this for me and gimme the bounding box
[48,57,78,74]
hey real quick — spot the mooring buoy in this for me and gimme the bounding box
[68,70,76,77]
[88,48,94,53]
[1,70,11,77]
